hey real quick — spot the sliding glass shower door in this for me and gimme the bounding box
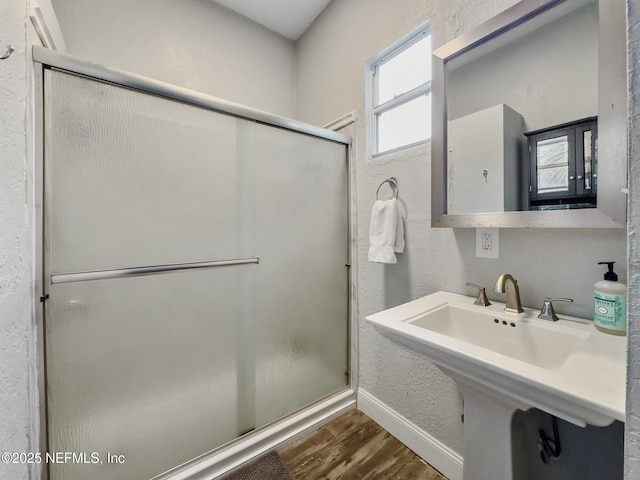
[254,124,349,426]
[43,68,348,480]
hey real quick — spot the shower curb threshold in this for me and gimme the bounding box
[154,389,355,480]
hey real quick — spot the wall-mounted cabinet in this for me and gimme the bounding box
[526,117,597,210]
[448,104,523,214]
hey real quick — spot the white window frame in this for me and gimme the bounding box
[366,22,431,158]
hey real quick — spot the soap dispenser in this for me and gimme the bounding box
[594,261,627,336]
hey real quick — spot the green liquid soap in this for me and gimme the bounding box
[594,261,627,336]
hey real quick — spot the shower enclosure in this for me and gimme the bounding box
[34,47,352,480]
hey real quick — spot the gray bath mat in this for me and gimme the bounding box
[218,451,295,480]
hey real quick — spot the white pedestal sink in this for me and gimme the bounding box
[366,291,626,480]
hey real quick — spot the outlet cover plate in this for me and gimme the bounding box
[476,228,499,258]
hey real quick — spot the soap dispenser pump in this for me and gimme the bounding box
[594,261,627,336]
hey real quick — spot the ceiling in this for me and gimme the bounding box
[213,0,332,40]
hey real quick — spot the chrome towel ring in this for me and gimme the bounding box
[376,177,399,200]
[0,45,15,60]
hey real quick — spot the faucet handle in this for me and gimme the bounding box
[466,283,492,306]
[538,297,573,321]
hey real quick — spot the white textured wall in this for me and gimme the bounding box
[625,0,640,477]
[0,0,31,479]
[296,0,628,462]
[51,0,297,118]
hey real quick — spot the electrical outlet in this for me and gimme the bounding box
[482,233,492,251]
[476,228,499,258]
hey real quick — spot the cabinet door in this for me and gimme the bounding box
[527,118,597,209]
[530,129,575,200]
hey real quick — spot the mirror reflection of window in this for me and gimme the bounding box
[526,117,597,210]
[537,136,569,194]
[584,130,593,190]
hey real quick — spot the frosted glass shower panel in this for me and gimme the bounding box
[45,69,254,273]
[43,64,350,480]
[253,124,349,425]
[45,267,253,480]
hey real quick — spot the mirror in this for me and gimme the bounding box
[431,0,627,228]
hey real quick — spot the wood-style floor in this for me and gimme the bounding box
[278,409,448,480]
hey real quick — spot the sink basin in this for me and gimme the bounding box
[367,291,626,480]
[367,291,626,427]
[408,304,587,370]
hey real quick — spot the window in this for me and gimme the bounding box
[367,23,431,156]
[526,117,597,210]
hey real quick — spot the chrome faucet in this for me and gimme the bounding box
[494,274,524,313]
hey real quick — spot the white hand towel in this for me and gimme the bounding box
[368,198,405,264]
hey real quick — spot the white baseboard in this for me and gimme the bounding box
[357,389,463,480]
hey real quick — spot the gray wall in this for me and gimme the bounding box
[295,0,628,470]
[51,0,297,118]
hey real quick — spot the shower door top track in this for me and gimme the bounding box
[32,46,351,146]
